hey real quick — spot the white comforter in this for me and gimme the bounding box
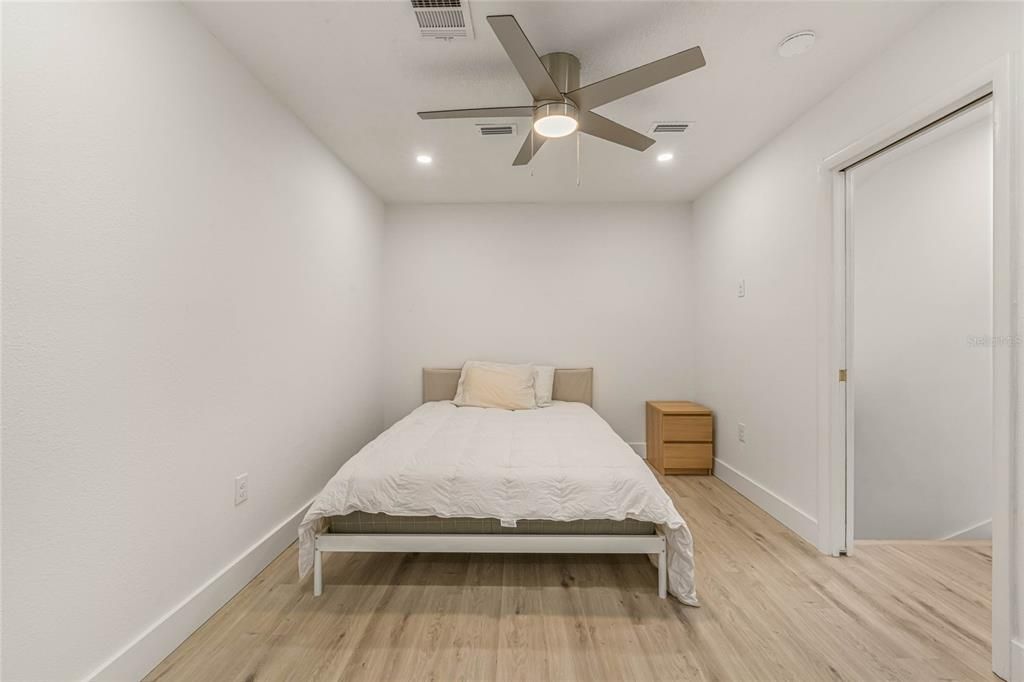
[298,401,697,604]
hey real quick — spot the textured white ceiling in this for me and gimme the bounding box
[187,1,934,203]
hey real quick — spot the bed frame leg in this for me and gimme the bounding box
[657,546,667,599]
[313,548,323,597]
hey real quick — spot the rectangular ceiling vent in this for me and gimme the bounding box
[411,0,474,41]
[649,121,692,134]
[476,123,517,137]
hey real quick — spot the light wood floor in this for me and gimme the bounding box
[145,475,993,681]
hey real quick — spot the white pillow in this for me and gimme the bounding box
[533,365,555,407]
[453,361,537,410]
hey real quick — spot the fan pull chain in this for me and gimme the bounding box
[576,132,581,187]
[530,128,535,178]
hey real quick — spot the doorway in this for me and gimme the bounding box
[825,74,1014,679]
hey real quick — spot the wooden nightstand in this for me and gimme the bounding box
[646,401,714,475]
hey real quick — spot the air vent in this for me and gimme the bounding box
[476,123,517,137]
[411,0,474,40]
[649,122,692,134]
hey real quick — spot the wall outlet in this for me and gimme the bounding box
[234,473,249,506]
[738,423,746,443]
[737,279,746,298]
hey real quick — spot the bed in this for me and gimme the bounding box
[298,368,697,604]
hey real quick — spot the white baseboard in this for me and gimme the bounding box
[941,518,992,541]
[627,442,647,459]
[88,497,313,682]
[1010,638,1023,682]
[713,459,818,544]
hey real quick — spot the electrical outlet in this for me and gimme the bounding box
[738,423,746,443]
[234,473,249,506]
[737,279,746,298]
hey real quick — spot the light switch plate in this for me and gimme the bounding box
[738,279,746,297]
[738,423,746,443]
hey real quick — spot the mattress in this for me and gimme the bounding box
[328,512,655,535]
[298,400,697,604]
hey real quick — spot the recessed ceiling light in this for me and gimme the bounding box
[416,154,433,165]
[778,31,816,58]
[657,152,674,162]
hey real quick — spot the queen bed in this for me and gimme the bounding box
[297,368,697,604]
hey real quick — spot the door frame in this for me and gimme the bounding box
[820,56,1017,680]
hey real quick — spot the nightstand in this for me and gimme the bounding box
[646,401,714,475]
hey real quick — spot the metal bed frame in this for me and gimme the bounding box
[312,530,667,598]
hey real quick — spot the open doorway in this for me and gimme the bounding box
[842,96,994,675]
[827,81,1013,679]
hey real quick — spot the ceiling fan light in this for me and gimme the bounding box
[534,115,578,138]
[533,101,579,138]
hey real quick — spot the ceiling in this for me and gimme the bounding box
[187,1,934,204]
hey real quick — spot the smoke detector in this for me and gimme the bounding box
[411,0,474,41]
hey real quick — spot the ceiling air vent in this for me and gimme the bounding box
[411,0,474,41]
[476,123,517,137]
[649,121,692,134]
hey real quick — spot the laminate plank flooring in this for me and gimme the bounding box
[145,474,993,681]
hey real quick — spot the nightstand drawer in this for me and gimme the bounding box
[662,415,712,442]
[663,443,713,470]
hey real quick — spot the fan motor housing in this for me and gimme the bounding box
[539,52,580,97]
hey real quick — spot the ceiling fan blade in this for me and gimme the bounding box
[567,46,705,111]
[578,111,655,151]
[418,106,534,120]
[486,15,563,102]
[512,131,546,166]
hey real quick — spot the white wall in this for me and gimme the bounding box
[691,1,1021,541]
[1,3,385,680]
[383,203,694,447]
[851,111,993,541]
[690,2,1022,674]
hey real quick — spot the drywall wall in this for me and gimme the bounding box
[2,3,385,680]
[691,3,1021,674]
[382,203,694,447]
[691,1,1021,541]
[851,110,993,541]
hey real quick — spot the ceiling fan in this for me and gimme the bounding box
[417,14,706,166]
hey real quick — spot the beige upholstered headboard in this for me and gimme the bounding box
[422,367,593,406]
